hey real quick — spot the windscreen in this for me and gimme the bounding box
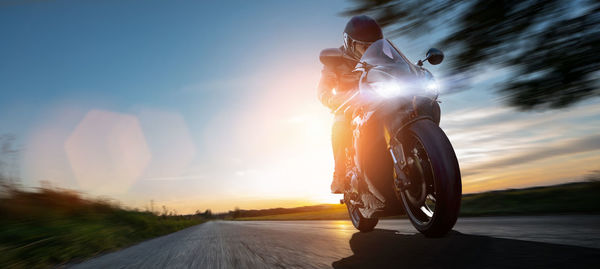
[359,39,413,77]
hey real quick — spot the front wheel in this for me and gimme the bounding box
[396,120,461,237]
[345,193,379,232]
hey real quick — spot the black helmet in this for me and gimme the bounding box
[343,15,383,59]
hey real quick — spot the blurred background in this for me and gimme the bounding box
[1,0,599,267]
[0,0,598,212]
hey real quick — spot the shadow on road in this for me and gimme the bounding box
[332,229,599,269]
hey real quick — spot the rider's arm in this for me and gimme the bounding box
[317,64,338,109]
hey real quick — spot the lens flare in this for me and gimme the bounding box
[426,81,439,92]
[370,81,404,98]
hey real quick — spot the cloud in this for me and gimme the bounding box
[443,99,600,133]
[442,100,600,167]
[435,97,600,193]
[465,134,600,175]
[437,65,512,95]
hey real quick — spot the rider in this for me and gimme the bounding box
[318,15,383,193]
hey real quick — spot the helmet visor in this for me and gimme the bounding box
[344,33,375,58]
[354,40,373,56]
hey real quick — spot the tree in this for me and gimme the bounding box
[194,209,213,218]
[0,134,19,186]
[232,207,241,219]
[203,209,212,218]
[344,0,600,110]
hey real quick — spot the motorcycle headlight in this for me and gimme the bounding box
[370,81,404,98]
[426,80,439,92]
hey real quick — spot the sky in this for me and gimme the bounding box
[1,0,599,213]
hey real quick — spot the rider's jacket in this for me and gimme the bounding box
[318,46,360,114]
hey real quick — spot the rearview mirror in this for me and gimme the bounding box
[319,48,344,66]
[426,48,444,65]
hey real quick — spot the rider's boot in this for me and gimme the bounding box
[330,157,346,194]
[330,171,345,194]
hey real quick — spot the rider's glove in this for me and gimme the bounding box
[338,71,361,91]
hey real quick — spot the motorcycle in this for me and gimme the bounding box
[320,39,461,237]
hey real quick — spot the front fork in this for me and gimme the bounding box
[386,121,430,206]
[385,127,411,191]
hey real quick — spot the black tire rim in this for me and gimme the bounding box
[399,133,437,226]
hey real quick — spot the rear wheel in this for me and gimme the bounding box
[396,120,461,237]
[345,194,379,232]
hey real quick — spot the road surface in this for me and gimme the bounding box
[72,215,600,268]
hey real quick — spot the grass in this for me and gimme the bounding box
[237,204,348,221]
[460,181,600,216]
[0,187,206,268]
[232,181,600,221]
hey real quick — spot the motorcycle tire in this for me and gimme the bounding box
[399,120,461,237]
[345,194,379,232]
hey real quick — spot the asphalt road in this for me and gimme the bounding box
[72,215,600,268]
